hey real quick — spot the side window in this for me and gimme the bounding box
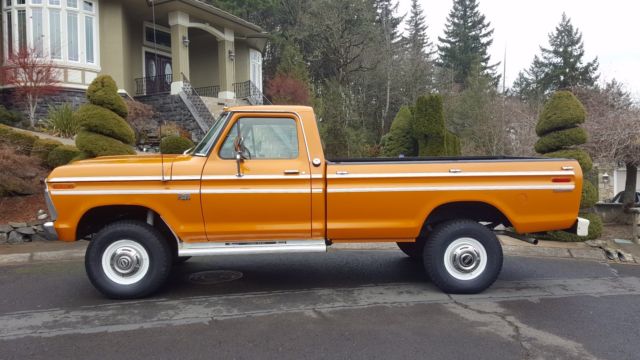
[219,117,299,159]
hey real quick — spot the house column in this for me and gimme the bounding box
[168,11,190,95]
[217,28,235,99]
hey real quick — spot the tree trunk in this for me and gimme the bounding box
[622,162,638,210]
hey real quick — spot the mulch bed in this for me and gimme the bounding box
[0,194,46,223]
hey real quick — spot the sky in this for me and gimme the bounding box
[397,0,640,99]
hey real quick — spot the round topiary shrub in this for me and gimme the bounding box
[534,126,587,154]
[31,138,64,163]
[76,131,136,157]
[73,104,135,145]
[580,180,598,208]
[47,145,83,168]
[536,91,586,136]
[75,75,134,158]
[86,75,128,118]
[160,135,195,154]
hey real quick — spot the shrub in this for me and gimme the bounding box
[0,125,38,154]
[86,75,128,118]
[547,212,603,242]
[545,148,593,173]
[31,138,63,163]
[160,135,194,154]
[411,94,460,157]
[125,100,156,144]
[74,104,135,144]
[0,144,43,196]
[535,91,586,136]
[44,104,78,138]
[47,145,82,168]
[534,126,587,154]
[381,106,416,157]
[0,105,22,126]
[580,180,598,208]
[75,130,135,157]
[266,73,311,105]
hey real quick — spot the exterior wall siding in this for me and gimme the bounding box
[188,30,219,89]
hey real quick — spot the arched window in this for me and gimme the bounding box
[2,0,99,67]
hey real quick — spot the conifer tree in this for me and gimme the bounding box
[514,13,599,100]
[401,0,434,102]
[437,0,498,86]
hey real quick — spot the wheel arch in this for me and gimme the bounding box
[420,201,513,236]
[76,205,180,255]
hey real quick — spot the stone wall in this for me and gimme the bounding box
[594,162,616,202]
[0,88,87,124]
[134,94,205,141]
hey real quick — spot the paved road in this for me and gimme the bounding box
[1,250,639,360]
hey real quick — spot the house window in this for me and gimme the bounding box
[144,23,171,50]
[3,0,99,66]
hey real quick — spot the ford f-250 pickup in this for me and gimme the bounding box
[43,105,589,299]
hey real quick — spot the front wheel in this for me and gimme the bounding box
[423,220,503,294]
[85,220,172,299]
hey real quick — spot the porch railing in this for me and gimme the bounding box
[134,74,173,96]
[233,80,271,105]
[193,85,220,98]
[179,73,216,132]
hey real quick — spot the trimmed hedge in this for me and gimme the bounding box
[382,106,416,157]
[87,75,128,118]
[47,145,82,168]
[547,212,603,242]
[31,138,64,162]
[76,130,135,157]
[160,135,195,154]
[534,126,587,154]
[0,105,22,126]
[0,125,38,154]
[536,91,586,136]
[580,179,598,208]
[74,104,135,144]
[545,148,593,173]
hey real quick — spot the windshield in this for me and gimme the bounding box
[191,112,230,156]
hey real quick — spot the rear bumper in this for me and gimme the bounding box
[43,222,59,241]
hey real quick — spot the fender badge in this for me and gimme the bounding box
[178,193,191,201]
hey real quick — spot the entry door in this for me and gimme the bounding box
[201,114,312,241]
[145,52,172,94]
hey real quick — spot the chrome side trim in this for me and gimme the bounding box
[326,171,575,179]
[311,188,323,193]
[202,174,310,180]
[50,189,201,195]
[201,188,311,194]
[42,221,58,241]
[178,239,327,257]
[327,184,575,193]
[49,176,164,183]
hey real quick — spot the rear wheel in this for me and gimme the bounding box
[396,240,425,261]
[85,220,172,299]
[423,219,502,294]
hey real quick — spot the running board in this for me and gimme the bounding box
[178,240,327,257]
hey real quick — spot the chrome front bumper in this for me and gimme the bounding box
[43,222,58,241]
[576,217,590,237]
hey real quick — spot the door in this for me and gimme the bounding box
[201,114,312,241]
[144,52,172,94]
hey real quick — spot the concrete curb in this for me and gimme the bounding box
[0,239,636,267]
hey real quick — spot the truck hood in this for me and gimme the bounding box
[46,154,189,181]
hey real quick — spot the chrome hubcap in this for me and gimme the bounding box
[101,240,150,285]
[444,237,488,281]
[110,247,142,277]
[451,245,481,273]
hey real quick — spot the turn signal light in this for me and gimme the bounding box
[50,183,75,189]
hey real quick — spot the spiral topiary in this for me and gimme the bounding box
[535,90,602,241]
[74,75,135,157]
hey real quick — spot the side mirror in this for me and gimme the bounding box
[233,136,246,177]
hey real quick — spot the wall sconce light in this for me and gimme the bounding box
[602,172,610,184]
[228,50,235,61]
[182,36,190,47]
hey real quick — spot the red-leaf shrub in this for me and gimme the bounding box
[266,74,311,105]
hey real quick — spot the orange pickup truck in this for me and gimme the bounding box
[44,105,588,299]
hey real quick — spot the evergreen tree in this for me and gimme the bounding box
[381,106,417,157]
[401,0,435,102]
[411,94,460,156]
[514,13,599,100]
[437,0,499,86]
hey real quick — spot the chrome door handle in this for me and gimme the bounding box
[449,168,462,173]
[284,169,300,175]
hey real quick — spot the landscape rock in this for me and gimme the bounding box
[30,234,48,242]
[7,231,25,244]
[16,227,36,235]
[33,225,44,233]
[27,220,46,227]
[0,232,7,244]
[9,222,27,229]
[0,224,12,233]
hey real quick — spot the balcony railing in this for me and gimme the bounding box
[134,74,173,96]
[233,80,271,105]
